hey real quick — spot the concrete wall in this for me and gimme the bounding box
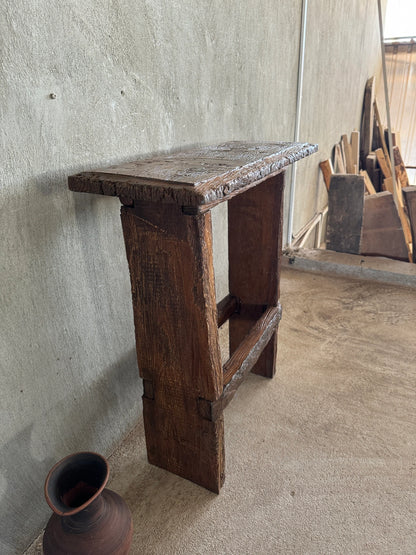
[294,0,384,242]
[0,1,383,552]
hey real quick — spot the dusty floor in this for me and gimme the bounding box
[28,267,416,554]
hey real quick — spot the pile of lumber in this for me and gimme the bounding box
[320,76,416,263]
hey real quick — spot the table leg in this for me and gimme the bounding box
[228,172,284,378]
[121,202,224,492]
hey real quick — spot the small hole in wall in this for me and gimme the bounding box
[120,90,125,96]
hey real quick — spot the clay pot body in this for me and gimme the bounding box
[43,452,133,555]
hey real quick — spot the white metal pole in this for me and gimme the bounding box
[287,0,308,246]
[377,0,398,205]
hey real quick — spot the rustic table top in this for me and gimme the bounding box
[69,141,317,210]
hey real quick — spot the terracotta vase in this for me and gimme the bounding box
[43,452,133,554]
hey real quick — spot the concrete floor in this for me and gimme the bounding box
[27,266,416,554]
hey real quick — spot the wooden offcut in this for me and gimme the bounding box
[383,176,395,195]
[334,143,346,173]
[351,130,360,173]
[341,134,354,174]
[319,159,333,191]
[392,130,402,151]
[374,100,391,162]
[393,146,409,188]
[327,174,365,254]
[384,129,402,153]
[121,203,225,492]
[228,174,283,380]
[376,145,411,254]
[361,191,409,261]
[382,178,412,257]
[69,141,317,212]
[375,147,391,179]
[360,76,375,166]
[360,170,377,195]
[403,187,416,262]
[216,294,239,328]
[366,152,380,191]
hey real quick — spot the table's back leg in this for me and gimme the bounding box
[121,202,224,493]
[228,172,284,378]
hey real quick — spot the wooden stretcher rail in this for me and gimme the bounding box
[223,305,282,385]
[198,304,282,422]
[216,294,240,327]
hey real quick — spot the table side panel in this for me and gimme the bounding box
[121,203,222,400]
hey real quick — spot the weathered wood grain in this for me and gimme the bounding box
[372,112,382,152]
[199,305,282,422]
[216,294,239,328]
[375,148,391,179]
[121,203,224,492]
[382,176,395,196]
[393,146,410,189]
[228,173,284,379]
[403,187,416,262]
[360,170,377,195]
[351,130,360,172]
[392,130,402,151]
[360,76,375,166]
[334,143,346,174]
[223,305,282,386]
[374,100,391,162]
[326,175,365,254]
[361,192,409,261]
[319,160,333,191]
[381,167,412,256]
[365,152,381,192]
[341,134,354,174]
[69,141,317,209]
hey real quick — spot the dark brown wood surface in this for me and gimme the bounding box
[393,146,410,189]
[228,173,284,379]
[216,294,239,328]
[366,152,381,192]
[326,175,365,254]
[360,76,375,166]
[361,191,408,261]
[198,304,282,423]
[69,141,317,209]
[403,187,416,262]
[121,202,224,492]
[319,160,333,191]
[223,305,282,386]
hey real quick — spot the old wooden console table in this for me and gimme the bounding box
[69,141,317,492]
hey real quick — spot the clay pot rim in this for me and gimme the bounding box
[44,451,110,517]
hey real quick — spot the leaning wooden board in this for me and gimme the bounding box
[326,175,365,254]
[327,175,410,262]
[361,192,409,261]
[403,187,416,263]
[360,76,375,166]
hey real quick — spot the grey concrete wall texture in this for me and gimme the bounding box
[294,1,384,238]
[0,1,383,552]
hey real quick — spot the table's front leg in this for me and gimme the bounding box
[228,172,284,378]
[121,202,224,492]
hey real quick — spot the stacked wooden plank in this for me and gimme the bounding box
[320,78,416,263]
